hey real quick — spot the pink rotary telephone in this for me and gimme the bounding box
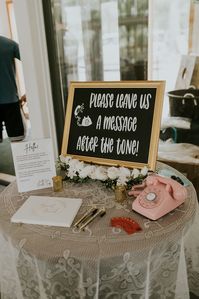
[129,174,187,220]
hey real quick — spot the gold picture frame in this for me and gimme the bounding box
[61,81,165,170]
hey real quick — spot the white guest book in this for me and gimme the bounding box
[11,196,82,227]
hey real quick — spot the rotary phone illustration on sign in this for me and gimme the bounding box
[129,174,187,220]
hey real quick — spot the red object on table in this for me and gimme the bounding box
[110,217,142,234]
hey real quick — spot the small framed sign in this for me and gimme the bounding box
[61,81,165,170]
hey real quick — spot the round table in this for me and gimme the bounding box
[0,162,199,299]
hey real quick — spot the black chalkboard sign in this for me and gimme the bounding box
[62,81,165,170]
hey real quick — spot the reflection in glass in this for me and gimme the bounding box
[50,0,148,108]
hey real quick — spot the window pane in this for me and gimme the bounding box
[151,0,190,117]
[50,0,148,107]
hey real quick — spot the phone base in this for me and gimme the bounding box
[132,198,185,220]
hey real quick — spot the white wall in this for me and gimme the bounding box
[12,0,58,158]
[191,4,199,54]
[0,0,10,36]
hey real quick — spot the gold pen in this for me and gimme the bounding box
[73,207,97,227]
[79,208,106,230]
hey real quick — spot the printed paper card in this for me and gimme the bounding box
[11,138,56,192]
[11,195,82,227]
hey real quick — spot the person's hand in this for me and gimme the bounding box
[20,94,26,106]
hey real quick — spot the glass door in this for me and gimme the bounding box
[43,0,148,146]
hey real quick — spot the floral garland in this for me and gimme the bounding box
[58,155,148,190]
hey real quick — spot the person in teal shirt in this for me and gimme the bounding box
[0,36,25,142]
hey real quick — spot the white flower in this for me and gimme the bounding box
[59,155,147,189]
[89,166,101,180]
[67,158,82,173]
[117,176,128,186]
[59,154,71,164]
[131,168,140,178]
[67,167,77,179]
[79,165,95,179]
[118,167,131,178]
[65,158,84,178]
[115,167,131,187]
[141,166,148,176]
[92,166,108,181]
[107,167,120,180]
[74,160,85,173]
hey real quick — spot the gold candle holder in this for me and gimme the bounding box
[52,175,63,192]
[114,185,126,203]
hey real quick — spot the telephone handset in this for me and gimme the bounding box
[129,174,187,220]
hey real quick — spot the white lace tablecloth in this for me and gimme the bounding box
[0,163,199,299]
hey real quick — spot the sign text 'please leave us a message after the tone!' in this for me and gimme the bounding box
[62,81,165,170]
